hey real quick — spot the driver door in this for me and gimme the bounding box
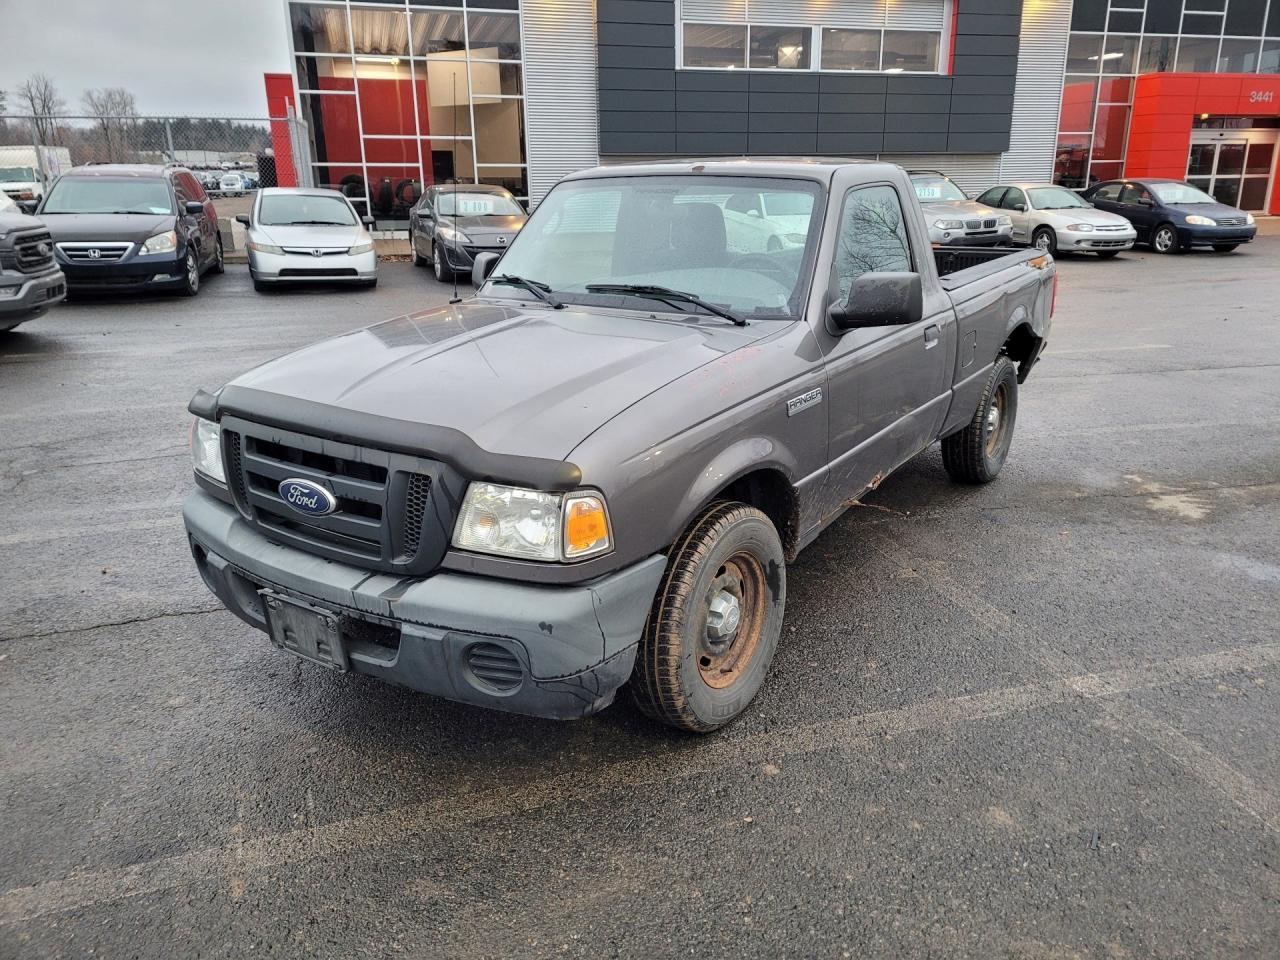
[1001,186,1031,244]
[1117,183,1156,241]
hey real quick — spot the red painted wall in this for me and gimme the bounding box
[264,73,299,187]
[1126,72,1280,214]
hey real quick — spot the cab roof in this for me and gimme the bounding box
[564,157,892,185]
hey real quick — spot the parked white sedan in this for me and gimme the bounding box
[975,182,1136,258]
[237,188,377,292]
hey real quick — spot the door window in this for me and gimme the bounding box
[1119,184,1149,205]
[1003,187,1027,210]
[1091,182,1123,201]
[976,187,1006,207]
[833,184,912,300]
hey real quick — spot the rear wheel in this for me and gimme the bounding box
[1152,223,1181,254]
[942,355,1018,484]
[1032,227,1057,255]
[631,502,786,733]
[1213,243,1239,253]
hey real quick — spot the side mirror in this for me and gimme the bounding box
[362,214,375,226]
[472,251,501,287]
[1012,202,1026,212]
[829,272,923,331]
[18,200,38,215]
[235,214,250,226]
[1138,197,1154,207]
[185,200,204,215]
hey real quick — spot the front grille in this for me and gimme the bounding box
[221,418,454,575]
[279,267,358,277]
[964,219,981,230]
[1094,224,1129,232]
[281,247,349,256]
[56,241,132,262]
[1214,216,1247,226]
[466,643,523,691]
[13,231,54,272]
[983,218,996,229]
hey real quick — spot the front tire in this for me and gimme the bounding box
[1152,223,1181,254]
[631,502,786,733]
[433,242,453,282]
[1032,227,1057,255]
[210,235,225,274]
[179,249,200,297]
[942,355,1018,484]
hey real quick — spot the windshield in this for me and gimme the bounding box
[436,191,525,217]
[1028,186,1089,209]
[910,175,967,203]
[480,175,823,321]
[42,177,174,215]
[258,193,356,226]
[1150,182,1217,204]
[0,167,37,183]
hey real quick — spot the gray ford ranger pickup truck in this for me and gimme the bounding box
[184,160,1055,733]
[0,192,65,332]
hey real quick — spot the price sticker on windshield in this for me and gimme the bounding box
[460,200,493,215]
[917,185,943,199]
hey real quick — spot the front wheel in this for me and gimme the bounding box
[210,235,225,274]
[1032,227,1057,255]
[1151,223,1181,254]
[433,242,453,282]
[179,249,200,297]
[1213,243,1239,253]
[631,502,786,733]
[941,355,1018,484]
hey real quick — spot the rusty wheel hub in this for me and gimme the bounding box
[698,553,766,689]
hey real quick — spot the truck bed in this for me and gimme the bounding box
[934,245,1047,289]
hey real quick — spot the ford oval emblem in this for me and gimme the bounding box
[278,478,338,517]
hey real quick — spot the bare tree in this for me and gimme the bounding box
[15,73,66,144]
[83,87,140,162]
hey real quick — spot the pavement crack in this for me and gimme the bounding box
[0,607,227,644]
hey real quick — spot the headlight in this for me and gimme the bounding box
[1186,215,1215,226]
[348,241,374,255]
[190,417,225,484]
[248,240,284,255]
[1066,223,1094,232]
[142,230,177,254]
[452,483,613,562]
[996,215,1012,226]
[437,224,471,245]
[1246,212,1255,225]
[934,219,964,230]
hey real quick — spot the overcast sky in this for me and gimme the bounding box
[1,0,291,117]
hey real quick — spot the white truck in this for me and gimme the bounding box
[0,146,73,204]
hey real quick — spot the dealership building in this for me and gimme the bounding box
[264,0,1280,226]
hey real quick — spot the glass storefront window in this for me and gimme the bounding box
[300,93,362,163]
[349,5,410,57]
[296,55,355,92]
[1060,76,1098,132]
[1102,35,1137,73]
[749,26,811,70]
[421,138,476,182]
[366,165,423,219]
[468,12,521,60]
[1187,143,1216,177]
[291,3,351,55]
[1092,105,1129,160]
[1066,33,1104,73]
[1138,35,1177,73]
[415,59,474,136]
[1176,36,1220,71]
[1245,142,1274,175]
[882,30,939,72]
[1056,134,1091,188]
[683,23,747,69]
[821,29,880,71]
[1087,161,1123,184]
[473,98,526,164]
[355,59,418,136]
[410,10,465,56]
[1097,76,1132,103]
[362,136,421,164]
[1240,176,1270,211]
[1262,41,1280,74]
[312,164,368,207]
[477,165,529,200]
[1218,38,1261,72]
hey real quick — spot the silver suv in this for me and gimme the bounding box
[908,170,1012,247]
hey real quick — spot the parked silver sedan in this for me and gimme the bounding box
[237,188,377,291]
[975,182,1136,258]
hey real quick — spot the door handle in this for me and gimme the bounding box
[924,324,941,348]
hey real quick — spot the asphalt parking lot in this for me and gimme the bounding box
[2,242,1279,959]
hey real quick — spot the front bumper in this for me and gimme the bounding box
[184,491,667,720]
[249,248,377,283]
[1178,224,1257,247]
[439,242,507,272]
[930,227,1012,247]
[57,251,188,291]
[0,266,65,326]
[1057,229,1136,251]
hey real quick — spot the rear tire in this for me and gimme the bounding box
[1032,227,1057,255]
[1152,223,1181,254]
[1213,243,1239,253]
[630,502,786,733]
[941,355,1018,484]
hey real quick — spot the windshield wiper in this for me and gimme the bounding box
[491,274,564,309]
[278,220,351,226]
[584,283,746,326]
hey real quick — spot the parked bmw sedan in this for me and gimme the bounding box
[908,170,1012,246]
[409,183,527,282]
[975,182,1136,257]
[237,188,376,292]
[1081,178,1257,254]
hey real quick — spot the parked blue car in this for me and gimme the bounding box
[1081,179,1256,254]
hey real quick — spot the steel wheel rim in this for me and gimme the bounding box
[698,553,767,689]
[985,383,1008,456]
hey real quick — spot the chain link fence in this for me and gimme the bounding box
[0,113,310,214]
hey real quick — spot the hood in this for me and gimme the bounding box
[255,223,366,249]
[38,212,174,242]
[1164,201,1250,221]
[224,300,764,461]
[918,199,999,219]
[447,214,526,240]
[1040,206,1131,226]
[0,210,47,236]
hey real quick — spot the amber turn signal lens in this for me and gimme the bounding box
[564,495,611,558]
